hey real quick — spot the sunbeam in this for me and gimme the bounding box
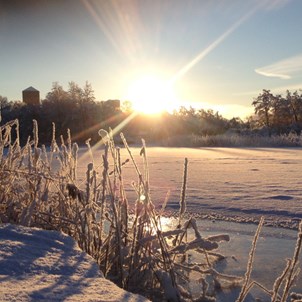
[81,0,120,54]
[78,111,138,168]
[81,0,143,61]
[169,4,262,85]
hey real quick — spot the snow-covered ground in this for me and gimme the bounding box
[0,224,149,302]
[77,147,302,227]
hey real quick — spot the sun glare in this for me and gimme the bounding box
[125,75,177,114]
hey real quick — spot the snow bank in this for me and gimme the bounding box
[0,224,149,302]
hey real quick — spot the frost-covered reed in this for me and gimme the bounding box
[0,118,301,301]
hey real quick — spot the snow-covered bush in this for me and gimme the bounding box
[190,132,302,147]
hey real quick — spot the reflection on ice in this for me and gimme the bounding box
[158,216,302,301]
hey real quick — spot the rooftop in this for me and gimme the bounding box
[23,86,39,92]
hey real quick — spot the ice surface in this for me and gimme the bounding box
[159,217,302,302]
[77,147,302,227]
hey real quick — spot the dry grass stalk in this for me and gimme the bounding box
[278,220,302,302]
[179,157,188,224]
[236,216,264,302]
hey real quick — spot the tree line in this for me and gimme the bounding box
[0,82,125,145]
[1,82,302,145]
[252,89,302,135]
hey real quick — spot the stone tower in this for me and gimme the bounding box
[22,86,40,105]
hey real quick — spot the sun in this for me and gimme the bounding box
[125,75,178,114]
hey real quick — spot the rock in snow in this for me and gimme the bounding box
[0,224,150,302]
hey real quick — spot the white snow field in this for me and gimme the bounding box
[76,147,302,228]
[0,224,149,302]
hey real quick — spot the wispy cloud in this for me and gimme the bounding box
[255,54,302,79]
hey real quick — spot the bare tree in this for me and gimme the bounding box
[252,89,274,135]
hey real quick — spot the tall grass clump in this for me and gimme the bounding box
[0,118,301,301]
[0,118,237,301]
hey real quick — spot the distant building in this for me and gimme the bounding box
[105,99,120,111]
[22,86,40,105]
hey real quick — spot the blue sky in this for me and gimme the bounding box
[1,0,302,118]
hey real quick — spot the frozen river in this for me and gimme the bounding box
[77,147,302,300]
[77,147,302,227]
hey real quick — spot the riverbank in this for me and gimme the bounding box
[1,220,301,302]
[0,224,150,302]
